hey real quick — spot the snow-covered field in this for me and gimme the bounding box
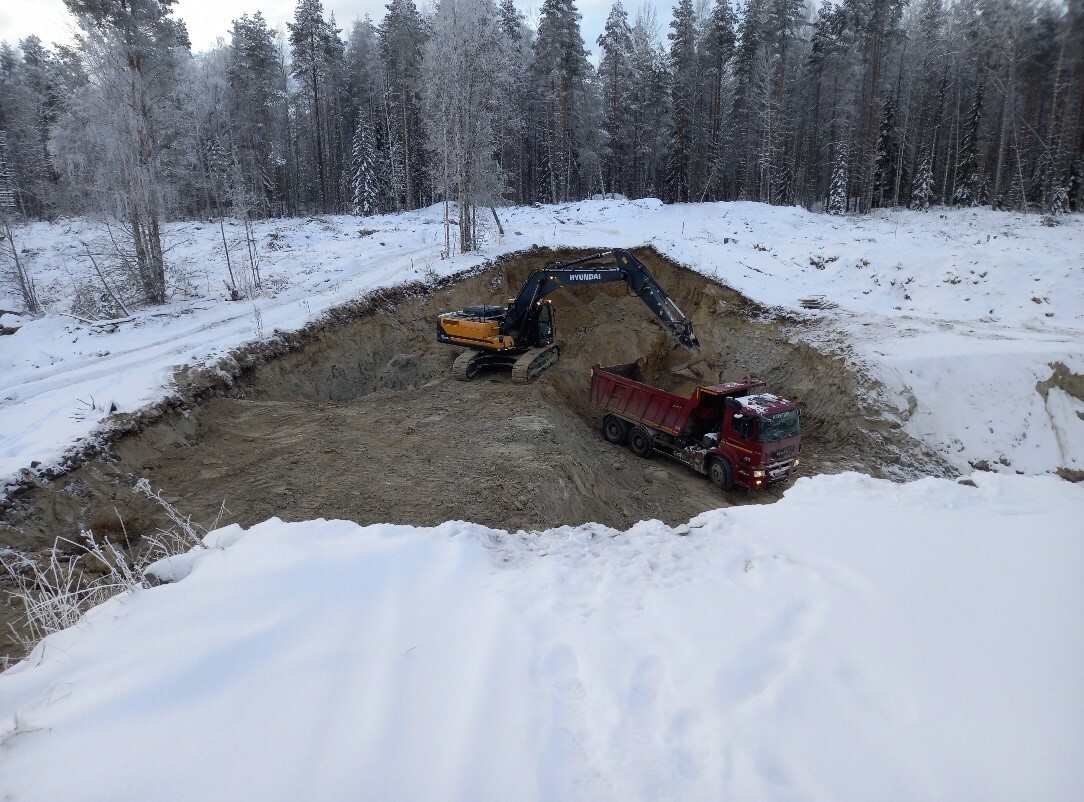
[1,201,1082,800]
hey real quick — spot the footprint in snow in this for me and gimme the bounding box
[540,644,587,701]
[627,656,663,717]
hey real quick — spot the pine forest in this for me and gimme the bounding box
[0,0,1080,270]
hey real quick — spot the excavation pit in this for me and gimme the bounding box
[0,247,946,659]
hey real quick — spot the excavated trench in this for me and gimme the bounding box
[0,246,948,660]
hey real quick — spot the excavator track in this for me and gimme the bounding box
[452,349,482,381]
[511,345,560,384]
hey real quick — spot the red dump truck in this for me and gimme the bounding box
[590,360,801,491]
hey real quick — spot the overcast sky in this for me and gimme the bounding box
[0,0,653,57]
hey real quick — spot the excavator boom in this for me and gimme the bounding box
[437,248,699,382]
[500,249,699,350]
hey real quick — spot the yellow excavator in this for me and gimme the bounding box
[436,248,700,382]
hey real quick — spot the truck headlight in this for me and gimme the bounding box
[793,458,800,467]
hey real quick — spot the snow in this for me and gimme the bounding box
[0,472,1081,801]
[1,201,1082,799]
[736,393,785,414]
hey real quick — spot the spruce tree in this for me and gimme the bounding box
[532,0,592,203]
[699,0,737,200]
[495,0,532,204]
[872,97,899,207]
[627,9,670,199]
[288,0,344,213]
[350,120,379,216]
[228,13,285,217]
[597,2,634,197]
[952,89,983,206]
[828,142,849,214]
[344,17,383,147]
[379,0,427,210]
[667,0,698,202]
[911,152,934,210]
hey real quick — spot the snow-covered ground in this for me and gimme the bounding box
[1,201,1082,800]
[1,472,1081,801]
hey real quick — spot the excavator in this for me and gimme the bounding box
[436,248,700,382]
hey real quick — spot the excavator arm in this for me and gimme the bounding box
[437,248,699,382]
[502,249,700,350]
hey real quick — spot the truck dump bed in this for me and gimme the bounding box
[590,362,699,436]
[591,361,768,437]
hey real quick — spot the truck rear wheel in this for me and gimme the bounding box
[602,415,628,445]
[628,427,653,459]
[708,458,733,491]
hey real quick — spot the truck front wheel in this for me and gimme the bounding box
[708,458,733,491]
[602,415,628,445]
[628,427,654,459]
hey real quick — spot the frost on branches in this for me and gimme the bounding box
[828,143,848,215]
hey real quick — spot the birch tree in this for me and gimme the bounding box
[59,0,190,305]
[422,0,509,252]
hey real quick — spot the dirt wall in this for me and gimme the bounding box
[0,246,951,661]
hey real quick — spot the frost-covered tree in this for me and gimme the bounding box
[495,0,532,204]
[228,12,287,217]
[380,0,427,210]
[288,0,345,213]
[846,0,907,209]
[910,152,934,210]
[58,0,191,304]
[344,17,382,148]
[531,0,593,203]
[597,2,634,197]
[1049,181,1069,215]
[828,141,849,214]
[699,0,737,200]
[0,129,15,211]
[0,38,79,218]
[667,0,698,202]
[871,96,899,207]
[349,119,379,216]
[952,88,983,207]
[0,208,41,313]
[628,7,670,199]
[422,0,509,252]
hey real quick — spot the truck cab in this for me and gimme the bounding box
[716,392,802,489]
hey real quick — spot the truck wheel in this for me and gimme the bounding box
[708,458,733,491]
[628,427,653,459]
[602,415,628,445]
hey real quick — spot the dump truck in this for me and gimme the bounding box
[590,359,801,491]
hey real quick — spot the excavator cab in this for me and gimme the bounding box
[533,302,555,346]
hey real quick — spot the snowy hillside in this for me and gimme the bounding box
[1,201,1082,801]
[2,200,1082,487]
[1,472,1081,801]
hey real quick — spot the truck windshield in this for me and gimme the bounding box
[758,410,800,442]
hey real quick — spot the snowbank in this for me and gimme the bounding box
[1,472,1081,801]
